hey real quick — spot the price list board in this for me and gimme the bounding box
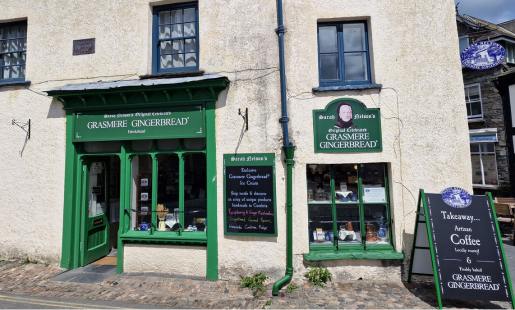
[223,153,277,237]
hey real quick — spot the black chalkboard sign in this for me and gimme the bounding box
[408,189,514,308]
[223,153,277,237]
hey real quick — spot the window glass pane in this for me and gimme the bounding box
[470,144,479,152]
[8,26,18,39]
[0,40,7,53]
[11,52,19,65]
[11,65,19,78]
[319,26,337,53]
[470,101,482,116]
[468,86,480,101]
[19,65,25,78]
[173,53,184,67]
[342,23,365,51]
[334,164,359,202]
[20,52,26,64]
[88,162,106,217]
[130,155,153,230]
[482,155,498,185]
[336,205,361,244]
[466,103,471,116]
[159,25,171,39]
[18,25,27,37]
[320,54,339,80]
[173,40,184,53]
[184,23,196,37]
[9,39,17,51]
[1,66,9,79]
[184,8,196,22]
[132,139,153,152]
[459,37,469,53]
[157,154,180,231]
[344,52,368,81]
[185,53,197,67]
[171,9,182,23]
[0,28,6,39]
[184,138,206,150]
[160,54,172,69]
[362,163,386,203]
[306,164,331,203]
[159,11,170,24]
[185,38,196,52]
[183,154,207,232]
[471,154,483,184]
[172,24,183,38]
[3,53,11,66]
[309,205,334,245]
[363,204,389,244]
[84,141,121,153]
[481,143,494,153]
[160,40,172,54]
[157,139,179,151]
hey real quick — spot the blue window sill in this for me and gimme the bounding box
[313,84,382,92]
[304,249,404,261]
[0,80,31,87]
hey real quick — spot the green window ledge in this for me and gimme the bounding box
[303,250,404,261]
[120,230,207,244]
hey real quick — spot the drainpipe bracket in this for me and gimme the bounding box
[275,25,286,34]
[279,116,289,123]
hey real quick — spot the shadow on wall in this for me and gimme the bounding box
[401,229,415,282]
[47,98,65,119]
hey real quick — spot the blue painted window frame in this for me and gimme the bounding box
[317,21,371,87]
[152,2,199,74]
[0,20,27,83]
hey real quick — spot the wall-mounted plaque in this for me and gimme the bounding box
[313,98,382,153]
[73,38,95,55]
[223,153,277,237]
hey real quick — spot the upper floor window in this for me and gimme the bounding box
[152,3,198,74]
[0,21,27,81]
[317,21,371,87]
[459,36,469,54]
[464,84,482,120]
[471,143,498,186]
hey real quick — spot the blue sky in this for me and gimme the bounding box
[455,0,515,24]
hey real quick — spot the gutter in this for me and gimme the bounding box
[273,0,295,296]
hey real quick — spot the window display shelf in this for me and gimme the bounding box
[335,201,360,204]
[308,201,332,204]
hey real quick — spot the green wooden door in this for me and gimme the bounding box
[81,157,110,266]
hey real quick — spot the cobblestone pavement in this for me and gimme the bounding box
[0,259,512,309]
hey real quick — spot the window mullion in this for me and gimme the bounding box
[358,164,364,247]
[338,25,345,82]
[330,165,337,250]
[479,147,486,185]
[178,152,185,231]
[151,154,158,233]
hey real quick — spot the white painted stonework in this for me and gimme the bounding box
[0,0,469,282]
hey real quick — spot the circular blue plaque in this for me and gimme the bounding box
[461,42,506,70]
[441,187,472,209]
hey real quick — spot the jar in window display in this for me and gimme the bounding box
[365,223,377,242]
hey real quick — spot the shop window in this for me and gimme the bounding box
[153,3,199,74]
[0,21,27,82]
[129,138,206,233]
[307,163,392,251]
[465,84,482,120]
[471,143,498,186]
[317,21,371,87]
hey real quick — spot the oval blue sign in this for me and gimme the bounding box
[441,187,472,209]
[461,41,506,70]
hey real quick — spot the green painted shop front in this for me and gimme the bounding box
[47,77,229,280]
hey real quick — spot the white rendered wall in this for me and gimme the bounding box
[0,0,470,283]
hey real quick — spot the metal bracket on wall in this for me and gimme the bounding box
[238,108,248,131]
[12,119,30,140]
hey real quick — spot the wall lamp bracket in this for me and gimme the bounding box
[12,119,30,140]
[239,108,248,131]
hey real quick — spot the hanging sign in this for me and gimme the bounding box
[223,153,277,237]
[73,105,205,142]
[408,189,514,308]
[313,98,382,153]
[461,42,506,70]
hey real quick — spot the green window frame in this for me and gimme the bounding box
[307,163,394,253]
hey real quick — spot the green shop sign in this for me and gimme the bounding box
[313,99,382,153]
[74,105,205,142]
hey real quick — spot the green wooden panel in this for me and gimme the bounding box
[304,249,403,261]
[74,105,205,142]
[313,98,382,152]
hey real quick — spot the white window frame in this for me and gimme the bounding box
[470,143,498,186]
[464,83,483,120]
